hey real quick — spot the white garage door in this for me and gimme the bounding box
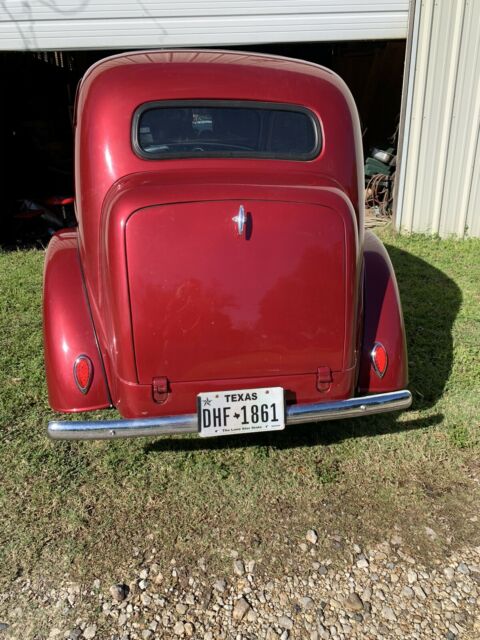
[0,1,409,51]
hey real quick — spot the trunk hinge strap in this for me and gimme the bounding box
[316,367,332,393]
[152,377,169,404]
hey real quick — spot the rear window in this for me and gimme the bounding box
[133,101,320,160]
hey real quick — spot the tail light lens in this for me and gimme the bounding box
[73,355,93,394]
[371,342,388,378]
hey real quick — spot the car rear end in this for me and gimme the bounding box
[46,52,411,440]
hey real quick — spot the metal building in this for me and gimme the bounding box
[0,1,409,49]
[396,0,480,238]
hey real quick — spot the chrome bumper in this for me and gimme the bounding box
[47,390,412,441]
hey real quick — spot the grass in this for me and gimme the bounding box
[0,228,479,589]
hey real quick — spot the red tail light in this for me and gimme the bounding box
[371,342,388,378]
[73,355,93,394]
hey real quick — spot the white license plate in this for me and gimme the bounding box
[197,387,285,437]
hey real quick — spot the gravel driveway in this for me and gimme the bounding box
[1,532,479,639]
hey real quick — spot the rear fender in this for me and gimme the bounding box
[43,230,111,412]
[357,231,408,394]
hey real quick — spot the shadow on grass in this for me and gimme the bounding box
[386,243,462,408]
[145,243,461,454]
[143,413,445,455]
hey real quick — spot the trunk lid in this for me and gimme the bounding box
[125,195,352,384]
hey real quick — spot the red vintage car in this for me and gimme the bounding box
[44,50,411,440]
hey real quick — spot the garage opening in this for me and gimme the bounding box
[0,40,405,247]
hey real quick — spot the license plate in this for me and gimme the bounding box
[197,387,285,437]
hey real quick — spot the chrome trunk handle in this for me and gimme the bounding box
[232,205,246,236]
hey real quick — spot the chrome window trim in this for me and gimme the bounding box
[131,99,322,161]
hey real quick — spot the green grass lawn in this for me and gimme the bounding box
[0,229,479,587]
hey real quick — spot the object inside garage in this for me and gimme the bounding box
[0,40,405,247]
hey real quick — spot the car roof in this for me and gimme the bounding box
[82,48,336,85]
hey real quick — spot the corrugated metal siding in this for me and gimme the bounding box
[0,1,409,51]
[396,0,480,238]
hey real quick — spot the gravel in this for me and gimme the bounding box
[344,592,364,612]
[232,596,251,621]
[82,625,96,639]
[306,530,319,545]
[1,535,480,639]
[278,615,293,630]
[233,560,245,577]
[109,584,129,603]
[173,621,184,636]
[213,579,227,593]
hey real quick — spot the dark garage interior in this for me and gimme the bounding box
[0,40,405,247]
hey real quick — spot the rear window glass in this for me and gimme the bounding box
[133,101,320,160]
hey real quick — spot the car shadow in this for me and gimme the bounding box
[385,243,461,410]
[144,241,461,454]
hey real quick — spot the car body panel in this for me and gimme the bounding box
[357,230,408,394]
[43,230,111,412]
